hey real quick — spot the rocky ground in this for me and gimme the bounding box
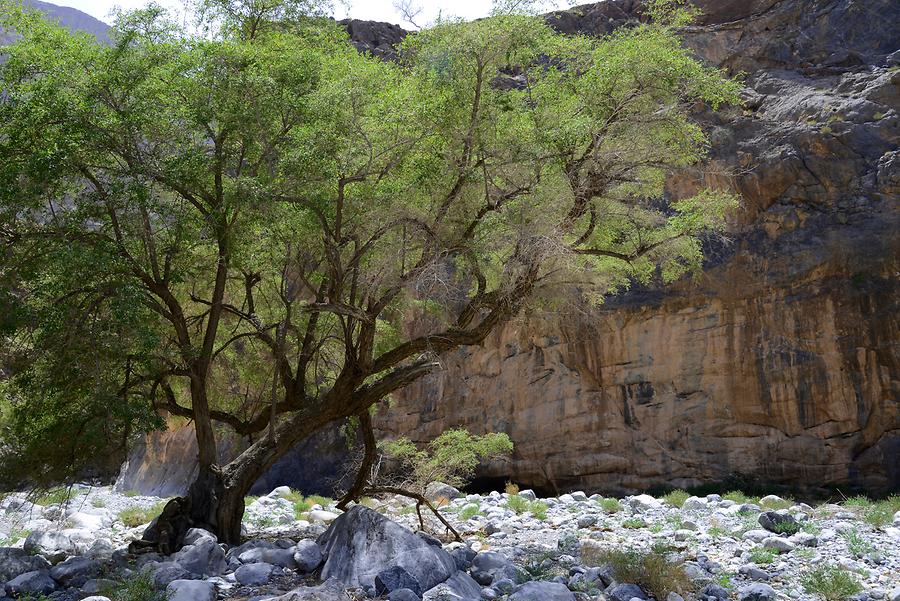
[0,484,898,601]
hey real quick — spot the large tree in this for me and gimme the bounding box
[0,0,739,545]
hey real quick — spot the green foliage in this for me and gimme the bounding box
[841,529,872,558]
[381,429,513,493]
[582,543,692,600]
[597,497,621,514]
[504,495,548,520]
[660,489,690,508]
[459,503,482,520]
[759,496,794,510]
[101,572,163,601]
[118,501,167,528]
[622,517,645,529]
[0,526,30,546]
[749,547,778,565]
[801,565,863,601]
[34,486,70,506]
[0,0,739,492]
[723,490,759,505]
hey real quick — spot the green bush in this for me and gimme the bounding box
[597,497,621,514]
[118,501,166,528]
[582,543,692,600]
[459,503,482,520]
[863,497,900,528]
[102,572,162,601]
[34,487,69,506]
[841,529,872,558]
[660,489,690,508]
[801,565,863,601]
[622,517,645,529]
[504,495,548,520]
[749,547,778,565]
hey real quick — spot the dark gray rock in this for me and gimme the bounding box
[166,579,216,601]
[239,546,297,568]
[510,581,576,601]
[739,584,778,601]
[388,589,422,601]
[5,570,57,597]
[49,556,100,588]
[449,546,476,571]
[270,578,349,600]
[470,551,517,585]
[293,540,324,573]
[607,583,649,601]
[758,511,800,535]
[316,506,456,590]
[422,572,482,601]
[171,537,227,576]
[148,561,193,589]
[236,562,276,586]
[702,584,730,601]
[376,566,423,597]
[0,547,51,582]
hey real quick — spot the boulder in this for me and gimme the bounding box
[758,511,800,535]
[148,561,193,589]
[293,540,324,573]
[425,482,463,503]
[376,566,423,597]
[171,537,227,576]
[166,579,216,601]
[272,578,349,600]
[316,506,456,590]
[423,571,482,601]
[389,590,422,601]
[239,546,297,568]
[470,551,517,585]
[607,583,649,601]
[0,548,51,582]
[235,562,276,586]
[510,581,576,601]
[4,570,57,597]
[739,584,778,601]
[23,530,76,563]
[49,556,101,588]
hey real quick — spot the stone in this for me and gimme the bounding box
[0,548,51,582]
[240,546,297,568]
[375,566,423,597]
[422,572,482,601]
[272,578,348,601]
[682,497,708,511]
[182,528,216,546]
[166,579,216,601]
[509,581,576,601]
[4,570,57,597]
[790,532,817,547]
[293,540,324,573]
[517,490,537,501]
[759,511,800,535]
[425,482,463,503]
[49,556,100,588]
[236,562,276,585]
[389,590,422,601]
[148,561,193,589]
[449,546,476,571]
[739,565,771,581]
[888,588,900,601]
[702,584,730,601]
[628,495,662,511]
[470,551,518,585]
[739,584,778,601]
[171,537,227,576]
[81,597,112,601]
[23,530,76,563]
[308,510,339,524]
[762,536,796,553]
[317,506,456,590]
[607,584,650,601]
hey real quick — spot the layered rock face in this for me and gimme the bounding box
[377,0,900,495]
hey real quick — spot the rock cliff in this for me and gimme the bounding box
[376,0,900,496]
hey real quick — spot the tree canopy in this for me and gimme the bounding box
[0,0,739,542]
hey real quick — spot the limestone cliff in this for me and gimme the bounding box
[376,0,900,496]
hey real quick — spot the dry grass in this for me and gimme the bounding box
[582,543,692,600]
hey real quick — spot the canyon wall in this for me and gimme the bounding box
[376,0,900,496]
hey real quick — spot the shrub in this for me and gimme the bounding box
[583,543,692,600]
[459,503,482,521]
[863,500,897,528]
[597,497,621,514]
[842,495,870,508]
[801,565,863,601]
[102,572,163,601]
[660,489,690,508]
[504,495,548,520]
[505,481,520,495]
[841,529,872,558]
[759,496,794,510]
[622,517,645,529]
[35,487,69,506]
[749,547,778,565]
[118,501,166,528]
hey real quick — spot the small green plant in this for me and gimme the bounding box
[118,501,166,528]
[459,503,482,521]
[708,525,726,539]
[749,547,778,565]
[715,572,734,589]
[504,495,548,520]
[723,490,759,505]
[622,517,645,529]
[90,498,106,508]
[873,111,885,120]
[795,547,817,560]
[660,489,690,508]
[582,543,692,600]
[101,572,163,601]
[841,529,872,558]
[244,495,259,506]
[123,490,139,498]
[667,515,685,530]
[399,505,417,516]
[801,520,821,535]
[863,500,897,528]
[0,526,30,546]
[649,523,664,533]
[842,495,870,508]
[759,496,794,510]
[522,551,565,581]
[597,497,621,514]
[800,564,863,601]
[35,487,70,506]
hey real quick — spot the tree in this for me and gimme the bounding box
[0,0,740,546]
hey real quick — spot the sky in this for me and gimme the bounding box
[49,0,571,28]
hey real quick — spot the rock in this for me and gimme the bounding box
[376,566,423,597]
[668,594,685,601]
[317,506,456,590]
[308,510,339,524]
[148,561,193,589]
[389,589,422,601]
[239,546,297,568]
[182,528,216,546]
[510,581,576,601]
[762,536,796,553]
[171,537,227,576]
[607,584,650,601]
[236,562,276,585]
[628,495,662,511]
[423,572,482,601]
[470,551,518,585]
[702,584,730,601]
[449,546,476,571]
[517,490,537,501]
[0,548,51,582]
[23,530,76,563]
[293,540,323,573]
[887,588,900,601]
[790,532,817,547]
[48,556,100,588]
[739,565,771,581]
[682,497,708,511]
[166,579,216,601]
[81,597,112,601]
[759,511,800,535]
[740,584,778,601]
[425,482,463,503]
[743,530,772,543]
[5,570,57,597]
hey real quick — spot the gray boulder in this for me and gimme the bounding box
[293,540,324,573]
[272,578,348,600]
[376,566,423,597]
[23,531,76,564]
[166,579,216,601]
[425,482,462,503]
[147,561,193,589]
[317,506,456,590]
[449,546,476,571]
[389,590,422,601]
[739,584,777,601]
[235,562,276,586]
[510,581,576,601]
[171,537,227,576]
[0,548,51,582]
[758,511,800,535]
[607,583,649,601]
[423,571,482,601]
[49,556,101,588]
[470,551,517,585]
[239,546,297,568]
[5,570,57,597]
